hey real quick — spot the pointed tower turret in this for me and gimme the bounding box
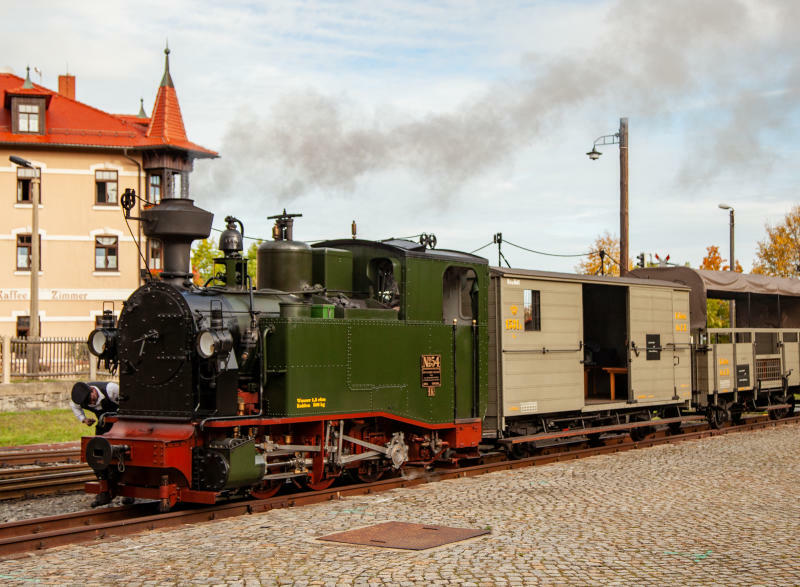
[142,44,214,201]
[146,45,188,144]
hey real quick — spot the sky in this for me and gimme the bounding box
[3,0,799,272]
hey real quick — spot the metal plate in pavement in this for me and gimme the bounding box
[318,521,489,550]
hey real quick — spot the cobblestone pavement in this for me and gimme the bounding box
[2,424,799,586]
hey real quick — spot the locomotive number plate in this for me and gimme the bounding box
[420,354,441,397]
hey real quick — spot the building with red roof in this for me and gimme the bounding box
[1,47,217,340]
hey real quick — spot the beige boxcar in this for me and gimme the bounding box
[701,328,800,397]
[487,268,691,434]
[631,267,800,415]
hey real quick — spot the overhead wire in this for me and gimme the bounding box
[470,241,494,254]
[503,239,598,258]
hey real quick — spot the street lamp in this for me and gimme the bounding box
[587,118,629,275]
[718,203,734,272]
[9,155,40,374]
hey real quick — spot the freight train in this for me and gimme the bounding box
[81,195,798,511]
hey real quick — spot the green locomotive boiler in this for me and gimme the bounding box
[83,201,489,510]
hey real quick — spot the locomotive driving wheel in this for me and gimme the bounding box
[356,460,385,483]
[292,425,341,491]
[346,423,389,482]
[300,474,338,491]
[251,480,282,499]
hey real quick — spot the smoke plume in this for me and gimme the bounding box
[193,0,800,209]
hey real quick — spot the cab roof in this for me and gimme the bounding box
[314,238,489,265]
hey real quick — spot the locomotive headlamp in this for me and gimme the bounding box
[88,329,108,356]
[196,328,233,359]
[87,327,119,359]
[87,310,118,358]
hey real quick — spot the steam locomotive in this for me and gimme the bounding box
[82,195,797,511]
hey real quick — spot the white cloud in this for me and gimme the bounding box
[4,0,799,273]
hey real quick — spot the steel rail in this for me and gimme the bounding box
[0,448,81,467]
[0,468,96,501]
[1,415,797,559]
[0,463,89,481]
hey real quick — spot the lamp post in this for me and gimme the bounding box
[718,203,734,272]
[587,117,629,275]
[9,155,40,374]
[718,203,736,331]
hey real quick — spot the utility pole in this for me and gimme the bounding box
[619,118,629,276]
[586,117,629,276]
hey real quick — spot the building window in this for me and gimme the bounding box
[95,236,118,271]
[16,316,41,338]
[523,290,541,331]
[171,171,183,198]
[148,174,161,204]
[16,234,41,270]
[16,167,41,203]
[148,238,162,270]
[17,103,40,133]
[95,170,118,204]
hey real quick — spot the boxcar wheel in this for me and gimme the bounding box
[706,405,728,429]
[586,433,603,447]
[630,426,653,442]
[509,442,531,460]
[768,393,792,420]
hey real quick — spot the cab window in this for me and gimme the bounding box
[443,266,477,324]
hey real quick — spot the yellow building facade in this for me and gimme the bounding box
[0,149,143,337]
[0,50,216,339]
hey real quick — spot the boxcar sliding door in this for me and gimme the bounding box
[627,285,679,403]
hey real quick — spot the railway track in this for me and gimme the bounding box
[0,445,81,467]
[1,415,796,559]
[0,464,95,501]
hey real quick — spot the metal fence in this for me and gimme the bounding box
[0,336,113,381]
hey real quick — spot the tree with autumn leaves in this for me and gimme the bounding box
[752,205,800,277]
[699,245,742,273]
[574,231,631,277]
[699,245,741,328]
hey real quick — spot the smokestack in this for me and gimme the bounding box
[58,74,75,100]
[141,198,213,288]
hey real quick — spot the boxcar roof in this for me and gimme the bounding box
[491,266,689,290]
[630,267,800,297]
[630,267,800,329]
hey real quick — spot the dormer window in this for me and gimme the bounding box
[18,104,39,132]
[11,98,45,135]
